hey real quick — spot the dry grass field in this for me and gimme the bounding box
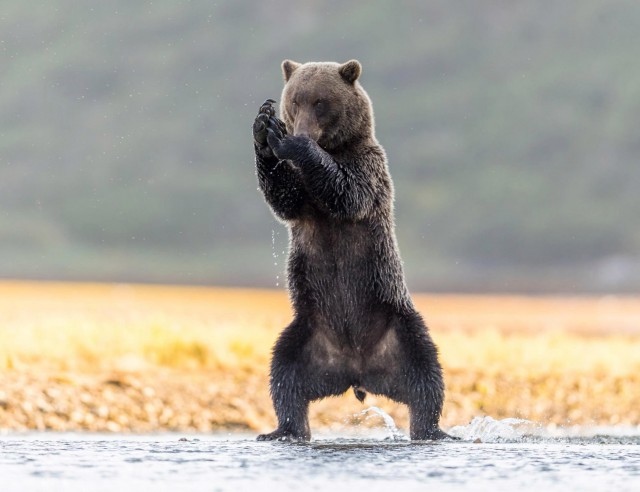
[1,281,639,434]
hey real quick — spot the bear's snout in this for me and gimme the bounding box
[293,114,322,142]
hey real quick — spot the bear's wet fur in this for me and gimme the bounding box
[253,60,448,441]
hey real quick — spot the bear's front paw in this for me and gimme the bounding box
[267,133,310,161]
[253,99,287,158]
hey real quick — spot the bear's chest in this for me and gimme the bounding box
[292,218,371,261]
[291,219,374,309]
[288,217,394,341]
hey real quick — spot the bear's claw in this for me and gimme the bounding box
[254,99,287,158]
[259,99,277,117]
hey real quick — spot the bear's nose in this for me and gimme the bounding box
[293,124,321,142]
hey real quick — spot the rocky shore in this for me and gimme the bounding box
[0,369,271,433]
[2,367,638,434]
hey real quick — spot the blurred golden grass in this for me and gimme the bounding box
[0,282,287,372]
[1,280,639,431]
[2,281,639,374]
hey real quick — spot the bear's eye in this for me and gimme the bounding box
[291,101,298,115]
[314,100,327,115]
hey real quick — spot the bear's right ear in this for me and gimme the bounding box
[282,60,301,82]
[339,60,362,84]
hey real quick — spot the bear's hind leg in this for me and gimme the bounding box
[257,320,351,442]
[399,314,451,440]
[256,356,311,442]
[363,312,450,440]
[257,321,311,441]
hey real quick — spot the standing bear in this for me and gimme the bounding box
[252,59,448,441]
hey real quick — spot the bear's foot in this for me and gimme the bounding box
[257,429,309,442]
[411,428,459,441]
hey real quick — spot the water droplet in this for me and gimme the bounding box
[271,230,284,288]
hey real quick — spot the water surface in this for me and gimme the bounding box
[1,416,639,491]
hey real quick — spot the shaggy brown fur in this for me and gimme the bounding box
[252,60,449,441]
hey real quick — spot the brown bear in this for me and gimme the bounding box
[252,59,449,441]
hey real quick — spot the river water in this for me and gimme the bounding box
[1,415,639,491]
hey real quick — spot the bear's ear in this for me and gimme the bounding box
[339,60,362,84]
[282,60,301,82]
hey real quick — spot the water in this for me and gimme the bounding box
[2,416,639,491]
[271,229,280,287]
[270,229,286,288]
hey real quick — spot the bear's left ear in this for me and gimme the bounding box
[339,60,362,84]
[282,60,301,82]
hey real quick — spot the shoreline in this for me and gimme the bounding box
[2,366,638,433]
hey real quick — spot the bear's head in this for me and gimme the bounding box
[280,60,374,151]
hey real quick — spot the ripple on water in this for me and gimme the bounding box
[1,417,639,491]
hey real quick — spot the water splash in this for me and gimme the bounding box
[271,229,280,287]
[448,416,542,442]
[354,406,408,441]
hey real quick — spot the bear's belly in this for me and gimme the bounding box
[304,318,402,379]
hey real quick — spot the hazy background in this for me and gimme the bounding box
[1,0,639,293]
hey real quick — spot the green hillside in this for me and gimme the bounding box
[1,0,639,292]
